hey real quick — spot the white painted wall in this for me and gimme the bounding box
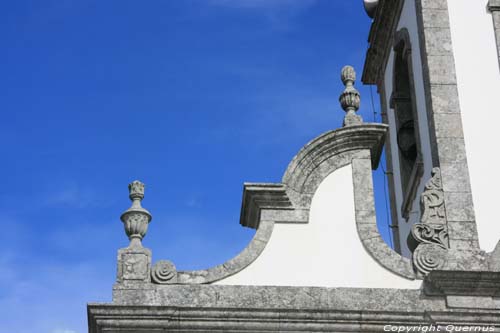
[448,0,500,252]
[216,165,420,289]
[383,0,434,258]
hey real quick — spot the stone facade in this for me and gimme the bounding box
[88,2,500,332]
[490,0,500,67]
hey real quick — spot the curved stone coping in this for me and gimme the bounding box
[352,155,416,280]
[154,122,416,283]
[282,124,387,193]
[175,220,275,284]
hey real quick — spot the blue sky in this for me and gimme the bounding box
[0,1,392,332]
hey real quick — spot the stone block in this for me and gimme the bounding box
[449,239,480,251]
[425,55,457,85]
[419,0,447,10]
[444,192,476,222]
[440,162,471,192]
[421,9,450,28]
[433,113,464,138]
[430,84,460,113]
[447,221,478,240]
[436,138,467,164]
[116,246,152,283]
[447,295,497,309]
[355,209,377,224]
[357,223,379,240]
[424,28,453,56]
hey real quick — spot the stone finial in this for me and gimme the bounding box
[120,180,152,248]
[128,181,145,200]
[339,66,363,127]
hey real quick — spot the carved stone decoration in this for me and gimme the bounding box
[120,180,152,248]
[420,167,446,225]
[413,244,447,278]
[339,66,363,127]
[408,167,450,277]
[151,260,178,284]
[411,224,448,250]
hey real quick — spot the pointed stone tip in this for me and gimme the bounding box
[341,65,356,86]
[128,180,145,200]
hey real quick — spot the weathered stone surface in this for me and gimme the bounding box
[433,113,464,138]
[435,138,467,163]
[421,9,450,28]
[447,296,498,309]
[440,162,471,193]
[429,84,461,113]
[425,271,500,297]
[490,1,500,68]
[447,221,479,240]
[90,282,500,332]
[362,0,404,85]
[116,246,152,283]
[151,260,177,284]
[239,183,292,229]
[424,55,457,84]
[444,192,476,222]
[420,0,447,10]
[423,28,453,55]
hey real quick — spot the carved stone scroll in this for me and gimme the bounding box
[151,260,178,284]
[408,168,449,278]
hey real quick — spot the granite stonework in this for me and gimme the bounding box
[88,26,500,332]
[89,284,500,332]
[362,0,491,268]
[490,0,500,67]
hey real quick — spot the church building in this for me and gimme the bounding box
[88,0,500,331]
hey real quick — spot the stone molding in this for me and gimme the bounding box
[239,183,292,229]
[89,284,500,332]
[362,0,405,86]
[424,270,500,297]
[282,124,387,191]
[489,0,500,68]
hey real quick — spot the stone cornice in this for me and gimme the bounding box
[424,271,500,297]
[489,0,500,11]
[362,0,404,85]
[89,284,500,332]
[239,183,292,229]
[283,123,388,193]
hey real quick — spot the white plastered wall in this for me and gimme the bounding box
[383,0,434,258]
[216,165,420,288]
[447,0,500,252]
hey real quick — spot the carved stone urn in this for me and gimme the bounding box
[120,180,152,248]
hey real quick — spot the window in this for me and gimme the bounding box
[390,28,423,221]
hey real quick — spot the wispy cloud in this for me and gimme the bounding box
[0,254,110,333]
[207,0,317,31]
[42,181,115,209]
[208,0,316,10]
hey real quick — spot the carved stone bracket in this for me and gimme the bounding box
[408,168,450,278]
